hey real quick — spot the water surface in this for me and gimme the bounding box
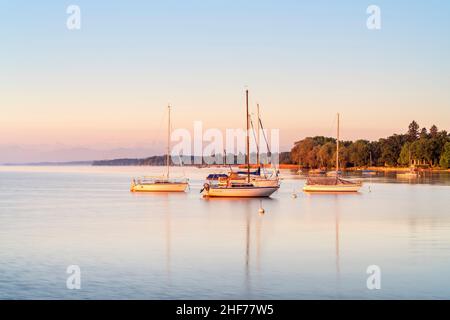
[0,166,449,299]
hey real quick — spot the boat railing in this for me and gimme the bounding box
[134,176,188,184]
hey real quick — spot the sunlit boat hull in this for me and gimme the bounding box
[251,178,280,187]
[203,186,279,197]
[396,173,418,179]
[303,177,362,193]
[309,170,327,176]
[229,178,280,187]
[326,171,342,177]
[131,182,188,192]
[303,184,361,192]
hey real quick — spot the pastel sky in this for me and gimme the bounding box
[1,1,449,162]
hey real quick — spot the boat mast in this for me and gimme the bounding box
[167,105,171,179]
[246,90,250,183]
[256,103,260,167]
[336,113,340,174]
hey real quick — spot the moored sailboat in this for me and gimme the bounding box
[201,90,279,197]
[303,113,362,193]
[220,103,280,188]
[397,167,419,179]
[361,152,377,175]
[396,150,418,179]
[131,105,189,192]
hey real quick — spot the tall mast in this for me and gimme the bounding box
[256,103,260,167]
[167,105,171,179]
[246,90,250,183]
[336,113,340,174]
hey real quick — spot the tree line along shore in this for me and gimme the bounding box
[93,121,450,171]
[289,121,449,171]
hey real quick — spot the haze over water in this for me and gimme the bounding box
[0,166,449,299]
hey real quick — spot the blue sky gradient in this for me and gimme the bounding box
[1,1,449,161]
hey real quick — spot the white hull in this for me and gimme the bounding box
[252,179,280,187]
[131,182,188,192]
[230,178,280,187]
[203,186,279,198]
[303,184,361,193]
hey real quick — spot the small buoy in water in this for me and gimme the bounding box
[258,200,265,214]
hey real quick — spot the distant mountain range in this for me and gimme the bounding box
[93,153,291,166]
[0,144,291,166]
[0,145,161,165]
[2,161,93,166]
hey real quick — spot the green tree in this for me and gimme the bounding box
[343,145,352,168]
[419,127,428,139]
[333,145,350,169]
[410,139,433,165]
[349,140,370,167]
[398,142,412,166]
[369,141,382,166]
[307,146,321,168]
[429,138,442,166]
[379,134,408,166]
[439,142,450,169]
[279,152,291,164]
[408,121,420,141]
[291,137,317,167]
[430,125,438,138]
[317,142,335,168]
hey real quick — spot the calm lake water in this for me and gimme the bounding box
[0,166,449,300]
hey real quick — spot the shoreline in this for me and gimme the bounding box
[1,163,449,173]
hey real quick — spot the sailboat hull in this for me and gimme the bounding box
[251,178,280,187]
[229,178,280,187]
[396,173,418,179]
[203,186,279,198]
[303,184,361,192]
[131,182,188,192]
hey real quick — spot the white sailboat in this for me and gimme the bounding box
[361,152,377,175]
[251,103,280,187]
[202,90,280,198]
[226,103,280,188]
[397,166,419,179]
[397,150,418,179]
[303,113,362,193]
[130,105,189,192]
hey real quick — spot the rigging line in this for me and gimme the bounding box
[168,107,186,178]
[249,115,260,157]
[224,148,233,172]
[178,152,187,178]
[327,113,338,141]
[154,106,167,149]
[250,115,267,177]
[258,118,276,173]
[258,118,271,155]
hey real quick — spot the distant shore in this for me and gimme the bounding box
[248,164,449,172]
[2,162,448,173]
